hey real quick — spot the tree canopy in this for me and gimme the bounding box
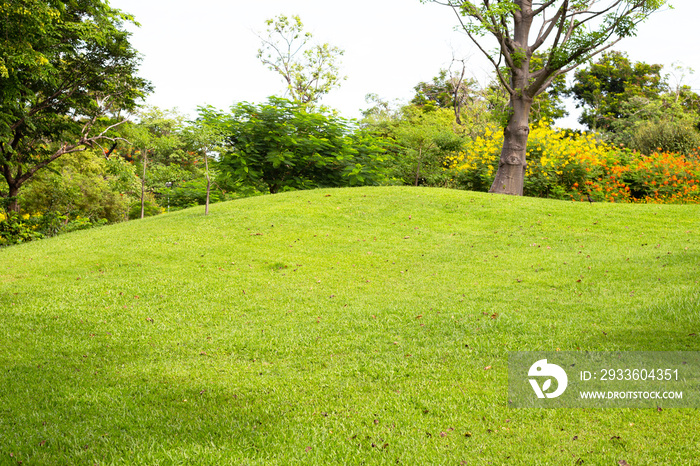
[568,51,664,131]
[0,0,150,211]
[567,52,700,152]
[198,98,388,194]
[257,15,345,105]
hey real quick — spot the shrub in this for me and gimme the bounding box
[446,121,700,204]
[0,212,44,246]
[449,121,606,198]
[128,197,164,220]
[631,120,700,156]
[165,179,229,210]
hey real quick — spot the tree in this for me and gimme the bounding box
[0,0,150,212]
[412,61,482,126]
[120,108,188,218]
[198,98,387,194]
[425,0,668,195]
[568,53,700,152]
[181,124,223,215]
[257,14,345,105]
[413,56,566,129]
[567,51,664,131]
[19,149,135,224]
[394,107,463,186]
[117,108,210,218]
[485,53,569,127]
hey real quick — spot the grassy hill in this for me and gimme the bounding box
[1,186,698,465]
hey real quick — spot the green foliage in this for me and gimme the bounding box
[528,54,568,123]
[19,150,133,223]
[411,66,496,130]
[568,51,665,131]
[0,212,44,246]
[0,208,108,247]
[632,120,700,156]
[0,0,150,211]
[198,98,389,194]
[128,196,163,220]
[257,14,345,105]
[485,55,569,127]
[569,52,700,153]
[166,179,229,209]
[388,106,463,186]
[114,107,218,218]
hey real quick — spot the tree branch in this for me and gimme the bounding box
[447,2,515,94]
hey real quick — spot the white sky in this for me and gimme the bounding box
[109,0,700,127]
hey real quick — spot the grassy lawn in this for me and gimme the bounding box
[1,186,698,465]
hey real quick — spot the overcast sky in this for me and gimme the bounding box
[109,0,700,127]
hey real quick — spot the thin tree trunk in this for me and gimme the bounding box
[204,153,210,215]
[140,149,147,219]
[489,96,533,196]
[414,145,423,186]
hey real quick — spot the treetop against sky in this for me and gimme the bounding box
[109,0,698,124]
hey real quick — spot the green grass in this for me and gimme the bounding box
[1,186,698,465]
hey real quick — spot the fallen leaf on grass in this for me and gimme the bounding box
[484,365,492,370]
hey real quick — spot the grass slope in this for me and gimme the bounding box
[1,186,698,465]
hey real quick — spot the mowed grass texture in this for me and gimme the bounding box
[1,186,698,465]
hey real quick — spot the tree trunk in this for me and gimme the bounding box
[489,96,533,196]
[204,153,210,216]
[140,149,147,219]
[6,183,21,213]
[414,145,423,186]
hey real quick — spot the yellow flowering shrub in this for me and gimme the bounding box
[447,121,700,204]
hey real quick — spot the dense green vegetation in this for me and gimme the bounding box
[1,187,698,464]
[1,2,698,462]
[2,2,699,247]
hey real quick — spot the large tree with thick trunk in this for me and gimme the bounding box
[426,0,667,195]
